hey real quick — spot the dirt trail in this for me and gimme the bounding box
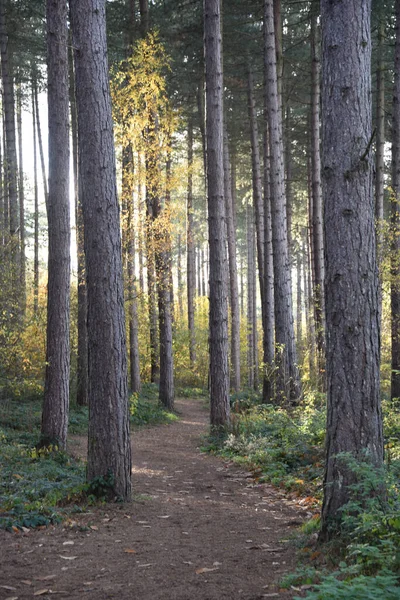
[0,398,305,600]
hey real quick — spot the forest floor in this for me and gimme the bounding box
[0,398,307,600]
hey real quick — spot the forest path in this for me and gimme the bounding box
[1,398,305,600]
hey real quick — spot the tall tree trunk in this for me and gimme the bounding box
[145,172,159,383]
[320,0,384,538]
[153,165,174,410]
[128,188,141,394]
[139,0,148,37]
[296,248,302,354]
[311,11,325,385]
[31,74,39,316]
[204,0,230,428]
[34,80,48,206]
[0,0,19,291]
[122,143,141,394]
[264,0,300,403]
[224,128,240,391]
[262,117,275,402]
[392,0,400,402]
[70,0,132,500]
[69,33,88,407]
[187,118,196,366]
[177,232,183,316]
[284,107,293,261]
[375,18,385,231]
[16,79,25,316]
[247,201,255,389]
[247,65,265,304]
[41,0,71,450]
[304,231,316,379]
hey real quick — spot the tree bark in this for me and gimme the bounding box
[187,118,196,366]
[310,12,325,385]
[223,128,240,391]
[69,33,88,407]
[392,0,400,402]
[247,201,255,389]
[31,74,39,316]
[16,79,25,316]
[204,0,230,428]
[263,105,275,403]
[375,18,385,230]
[34,80,48,207]
[320,0,384,537]
[70,0,132,500]
[264,0,300,403]
[41,0,71,450]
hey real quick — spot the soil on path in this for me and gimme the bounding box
[0,398,306,600]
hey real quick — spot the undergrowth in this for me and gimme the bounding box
[0,382,178,531]
[206,389,400,599]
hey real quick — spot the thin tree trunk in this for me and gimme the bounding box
[392,0,400,402]
[375,18,385,230]
[224,128,240,391]
[153,161,174,409]
[70,0,132,500]
[139,0,148,37]
[285,107,293,262]
[16,79,25,316]
[41,0,71,450]
[264,0,300,403]
[177,232,183,316]
[34,80,48,206]
[204,0,230,428]
[32,74,39,316]
[247,65,265,302]
[69,32,88,407]
[296,249,302,355]
[304,232,316,379]
[0,0,19,294]
[320,0,384,537]
[247,201,255,389]
[187,118,196,366]
[311,11,325,385]
[201,247,206,297]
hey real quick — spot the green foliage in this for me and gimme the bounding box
[219,391,325,496]
[129,383,178,426]
[294,573,400,600]
[86,469,115,501]
[0,432,85,531]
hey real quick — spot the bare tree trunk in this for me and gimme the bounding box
[153,162,174,410]
[32,73,39,316]
[247,65,265,304]
[201,247,206,297]
[177,232,183,316]
[392,0,400,402]
[284,107,293,261]
[69,34,88,407]
[146,174,159,383]
[41,0,70,450]
[262,118,275,402]
[139,0,148,37]
[320,0,384,537]
[122,143,141,394]
[296,248,302,355]
[138,174,144,294]
[70,0,132,500]
[34,80,48,206]
[304,232,316,379]
[264,0,300,403]
[0,0,19,291]
[187,118,196,366]
[375,18,385,230]
[247,201,255,389]
[16,79,25,316]
[204,0,230,428]
[224,128,240,391]
[311,11,326,385]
